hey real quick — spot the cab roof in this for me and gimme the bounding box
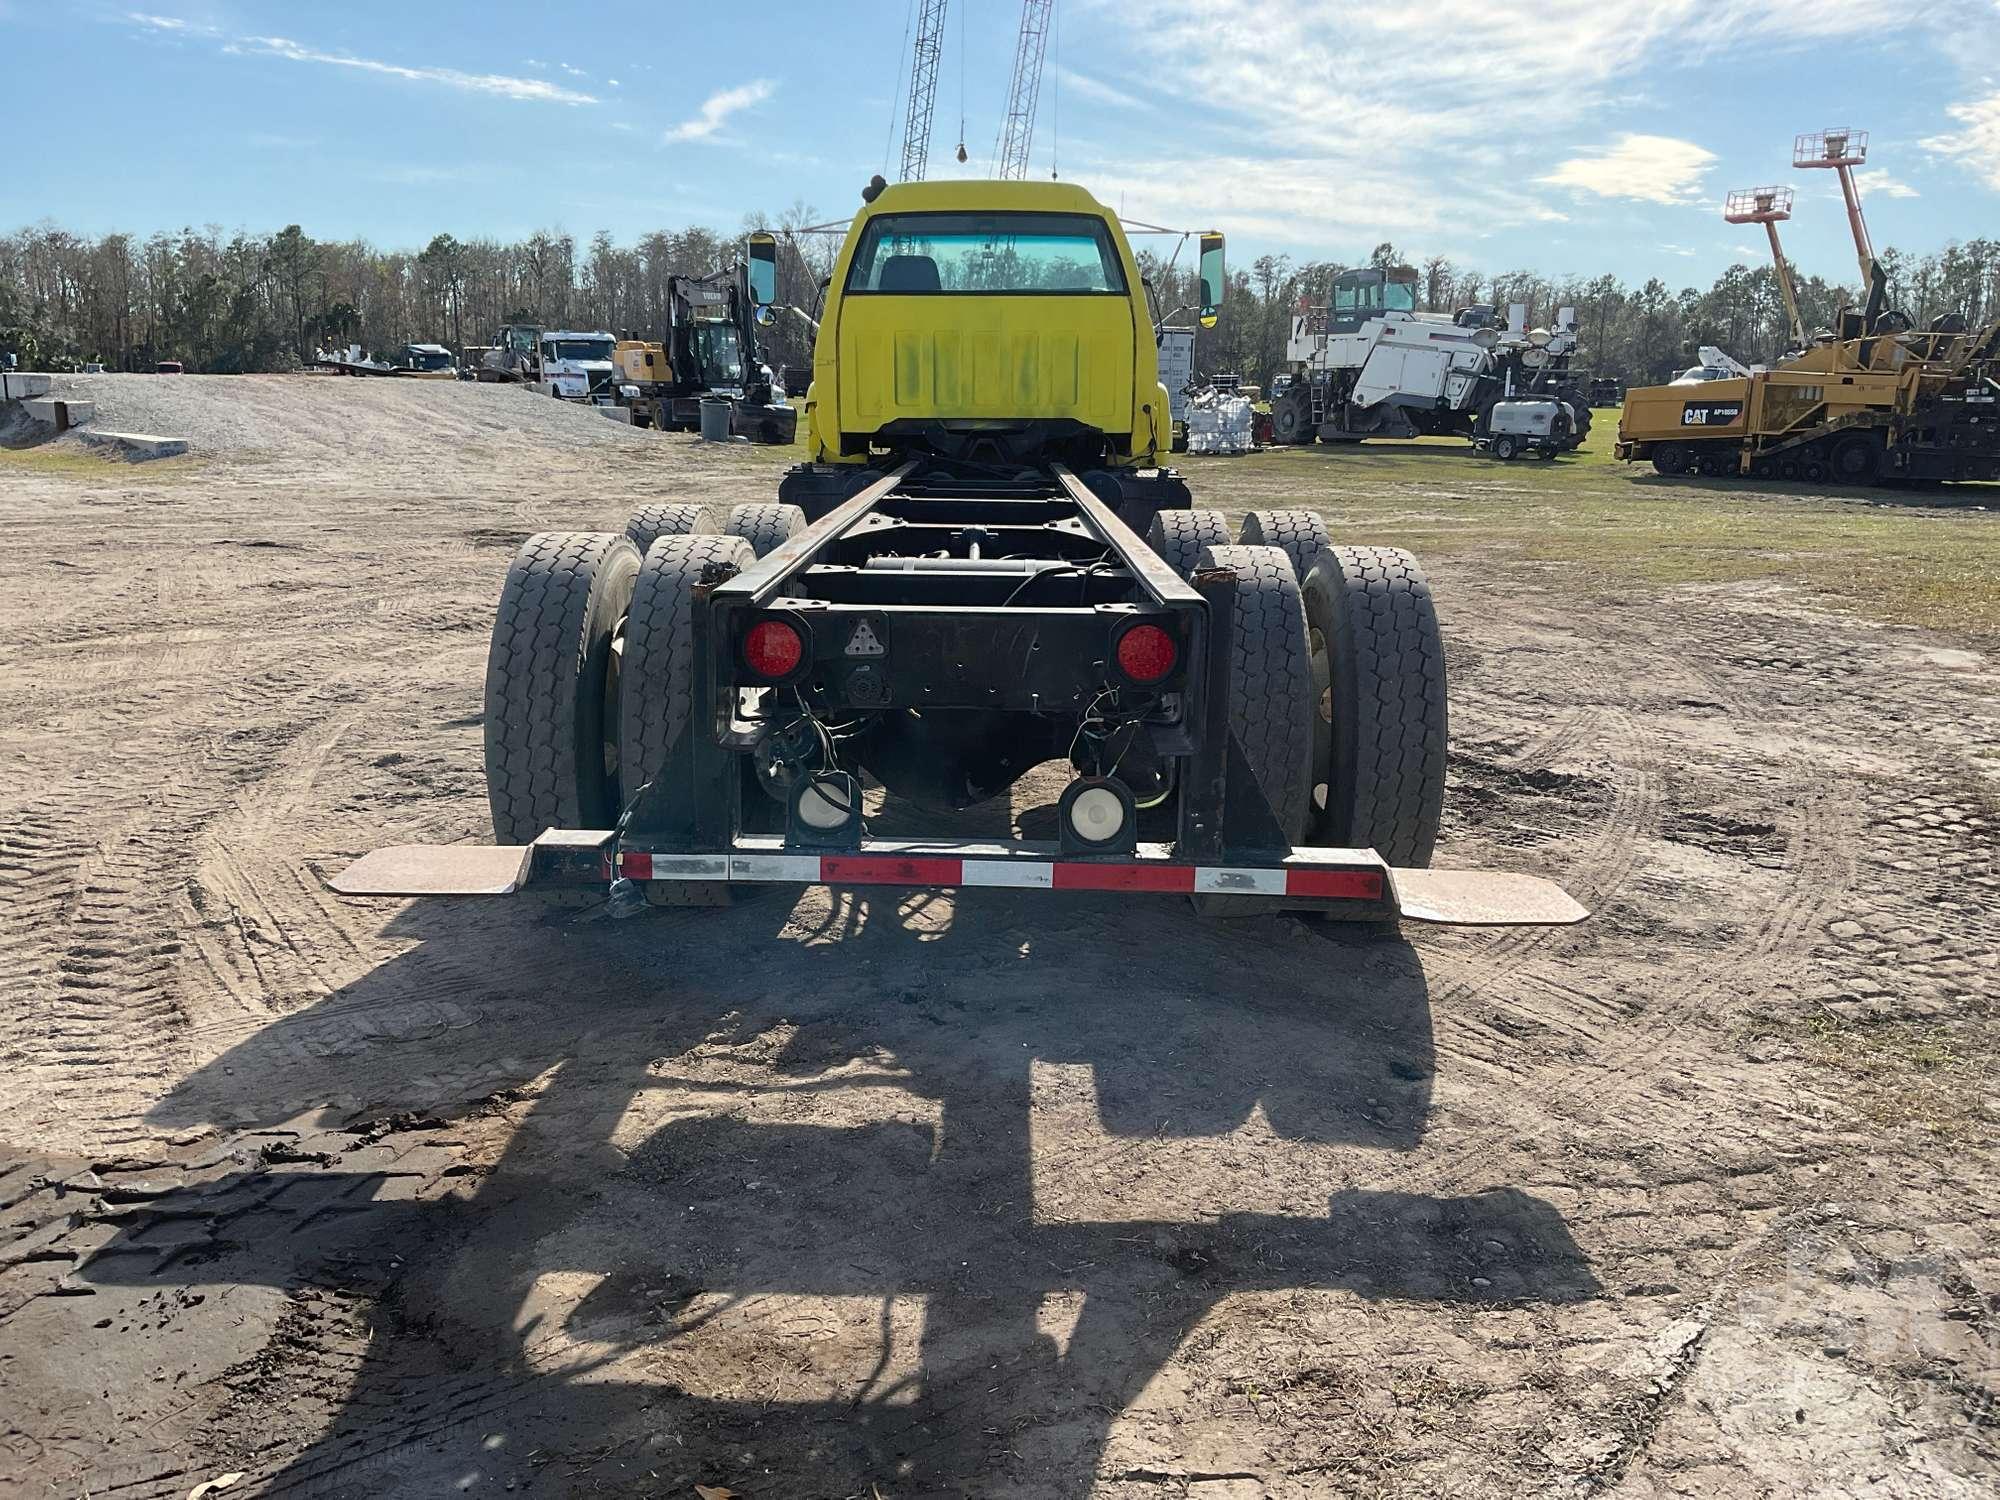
[859,179,1120,221]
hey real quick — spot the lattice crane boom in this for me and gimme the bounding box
[899,0,951,182]
[994,0,1053,180]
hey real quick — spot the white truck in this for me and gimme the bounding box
[532,330,619,405]
[1269,267,1590,451]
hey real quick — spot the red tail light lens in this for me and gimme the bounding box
[1115,623,1177,684]
[743,618,805,678]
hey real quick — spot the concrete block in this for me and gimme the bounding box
[73,430,191,460]
[597,404,634,424]
[0,371,54,401]
[24,398,94,430]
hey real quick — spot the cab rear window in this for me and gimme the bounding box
[844,212,1127,295]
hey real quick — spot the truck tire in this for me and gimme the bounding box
[625,503,718,555]
[1145,508,1230,578]
[723,502,807,558]
[1195,544,1315,843]
[484,532,642,844]
[1271,392,1310,445]
[1238,509,1331,586]
[1300,546,1447,868]
[618,534,758,811]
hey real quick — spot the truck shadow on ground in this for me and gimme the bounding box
[84,889,1598,1496]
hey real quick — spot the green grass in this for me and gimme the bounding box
[1186,431,2000,638]
[1794,1014,1986,1139]
[752,398,1999,634]
[0,444,203,482]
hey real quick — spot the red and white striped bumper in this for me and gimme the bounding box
[617,845,1385,902]
[329,835,1588,926]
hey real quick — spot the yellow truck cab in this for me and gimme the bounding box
[800,181,1178,472]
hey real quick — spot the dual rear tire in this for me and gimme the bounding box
[484,533,642,844]
[483,500,799,844]
[1151,507,1447,872]
[626,500,806,559]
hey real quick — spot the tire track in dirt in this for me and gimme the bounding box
[1416,698,1663,1081]
[0,664,370,1152]
[0,783,193,1155]
[166,686,592,1119]
[180,711,382,1027]
[1362,601,1861,1211]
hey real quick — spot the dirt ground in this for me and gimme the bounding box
[1,376,1995,1499]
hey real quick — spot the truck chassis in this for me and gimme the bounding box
[336,459,1583,929]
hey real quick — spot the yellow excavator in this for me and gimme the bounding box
[1616,129,2000,486]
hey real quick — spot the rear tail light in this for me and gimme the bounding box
[1113,622,1178,684]
[743,617,806,679]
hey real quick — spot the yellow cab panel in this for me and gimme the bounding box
[807,181,1161,463]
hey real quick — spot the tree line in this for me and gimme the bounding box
[4,211,1996,391]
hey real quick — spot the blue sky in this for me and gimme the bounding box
[3,1,1998,289]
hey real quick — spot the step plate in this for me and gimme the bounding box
[1390,869,1589,927]
[328,844,531,896]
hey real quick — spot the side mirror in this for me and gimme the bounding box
[747,232,778,306]
[754,305,776,328]
[1198,231,1225,329]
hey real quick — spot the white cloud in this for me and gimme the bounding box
[1085,0,1962,264]
[1854,167,1919,198]
[233,35,599,104]
[662,80,774,143]
[1923,90,2000,189]
[1082,152,1560,246]
[127,10,222,37]
[1109,0,1906,151]
[1055,67,1148,112]
[1539,134,1718,204]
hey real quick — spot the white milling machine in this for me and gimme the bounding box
[1269,267,1588,449]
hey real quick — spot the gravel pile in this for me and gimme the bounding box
[47,373,655,461]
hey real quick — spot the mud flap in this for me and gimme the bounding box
[1389,868,1588,927]
[329,845,530,896]
[328,831,613,897]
